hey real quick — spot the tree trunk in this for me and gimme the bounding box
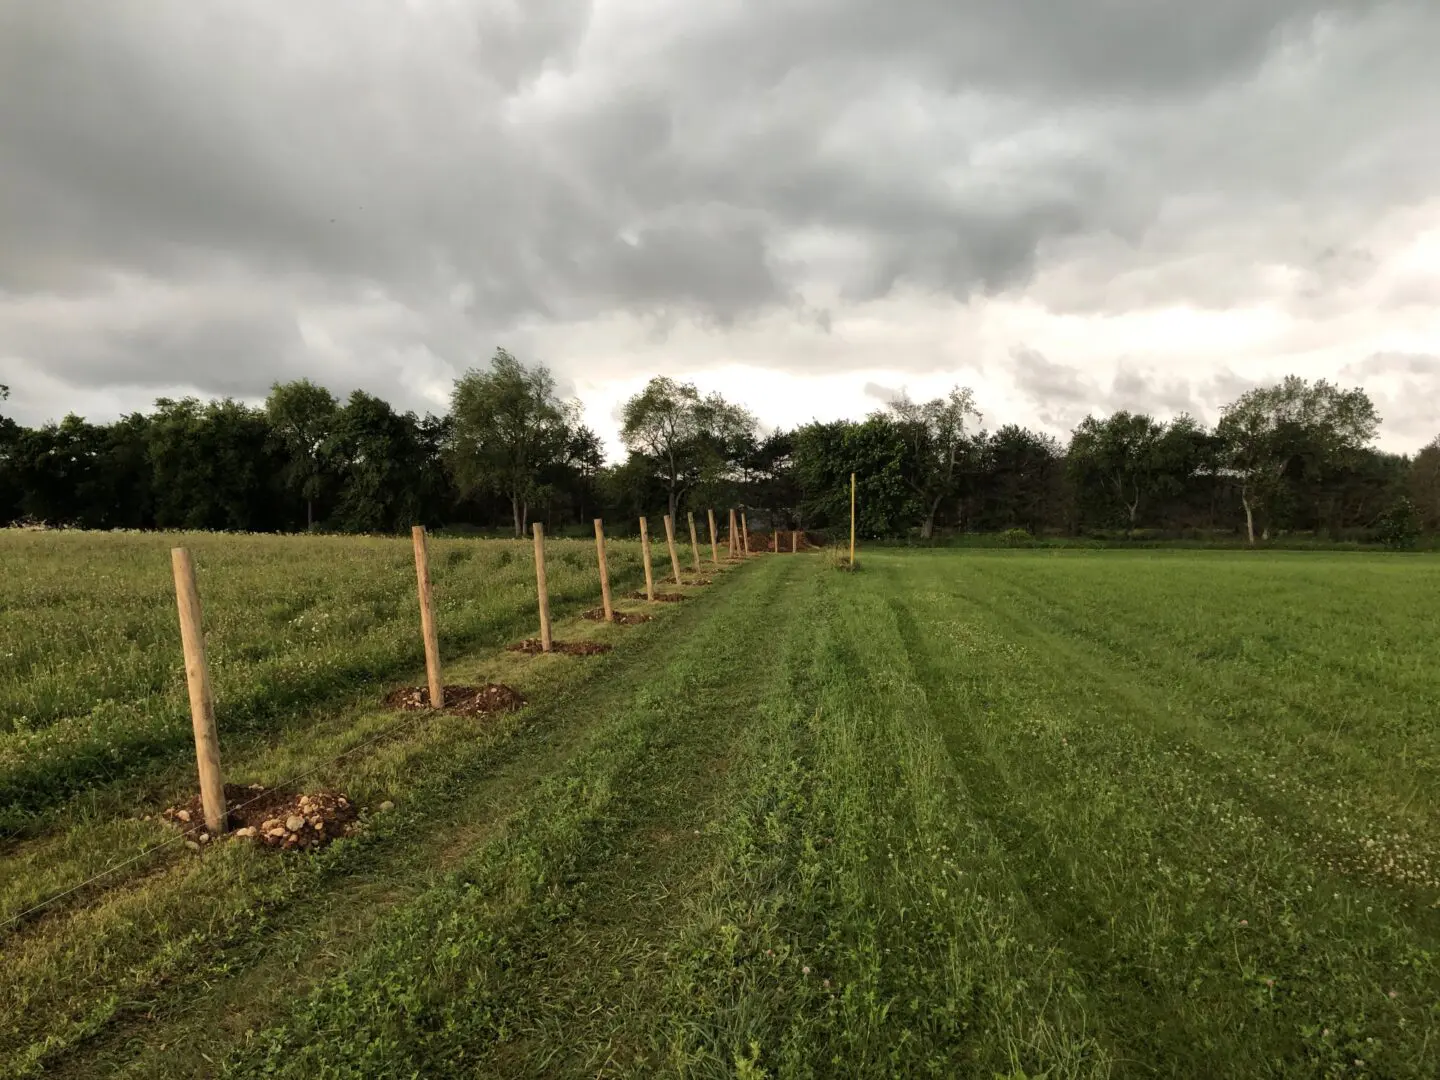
[668,489,678,526]
[1242,490,1255,545]
[306,498,313,532]
[512,496,522,538]
[921,495,942,540]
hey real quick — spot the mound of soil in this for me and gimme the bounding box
[628,591,687,602]
[506,639,615,656]
[383,683,526,715]
[685,578,714,586]
[161,784,359,851]
[581,607,653,624]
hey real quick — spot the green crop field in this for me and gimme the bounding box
[2,536,1438,1078]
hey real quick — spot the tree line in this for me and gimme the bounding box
[1,360,1436,545]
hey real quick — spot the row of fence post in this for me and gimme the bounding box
[169,503,814,837]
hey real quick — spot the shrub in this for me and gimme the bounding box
[1375,497,1421,550]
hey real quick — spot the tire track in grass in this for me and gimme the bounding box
[958,557,1440,924]
[973,553,1440,825]
[875,554,1438,1077]
[646,563,1112,1078]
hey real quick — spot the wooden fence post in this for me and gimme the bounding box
[707,509,719,566]
[663,514,684,585]
[728,509,738,558]
[850,472,857,567]
[773,529,778,553]
[533,522,553,652]
[171,548,227,836]
[792,529,799,553]
[412,526,444,707]
[741,513,750,557]
[639,516,656,600]
[593,518,614,621]
[687,512,702,576]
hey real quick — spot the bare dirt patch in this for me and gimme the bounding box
[506,639,615,656]
[628,591,687,602]
[161,784,359,851]
[384,683,526,715]
[581,607,653,624]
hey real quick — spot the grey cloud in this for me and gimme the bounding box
[863,382,904,404]
[698,0,1351,101]
[1,0,1438,441]
[1340,353,1440,445]
[1109,363,1201,418]
[475,0,594,92]
[1010,346,1094,404]
[1009,350,1259,434]
[1342,352,1440,379]
[1007,346,1096,431]
[0,290,303,397]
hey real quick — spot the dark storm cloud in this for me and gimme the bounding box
[0,0,1437,431]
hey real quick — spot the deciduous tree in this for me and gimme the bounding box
[1216,377,1379,544]
[887,387,981,539]
[1409,435,1440,533]
[450,349,576,537]
[620,376,755,522]
[1067,411,1169,535]
[265,379,339,530]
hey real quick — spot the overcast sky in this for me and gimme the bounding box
[2,0,1438,455]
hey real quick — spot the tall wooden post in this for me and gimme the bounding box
[639,516,656,601]
[773,529,778,553]
[687,512,702,576]
[728,509,739,558]
[792,529,799,553]
[593,518,614,622]
[707,509,719,566]
[533,522,553,652]
[171,548,227,836]
[663,514,684,585]
[741,513,750,557]
[850,472,857,566]
[412,526,444,707]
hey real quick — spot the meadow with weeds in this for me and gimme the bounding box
[1,538,1437,1077]
[0,529,646,836]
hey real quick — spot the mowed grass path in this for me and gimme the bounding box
[3,545,1438,1077]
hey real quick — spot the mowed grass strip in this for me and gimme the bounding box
[219,556,800,1078]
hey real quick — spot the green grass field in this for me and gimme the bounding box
[2,537,1438,1077]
